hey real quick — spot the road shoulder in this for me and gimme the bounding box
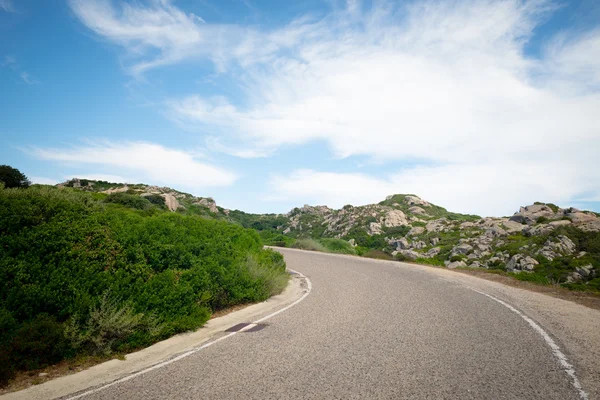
[1,274,307,400]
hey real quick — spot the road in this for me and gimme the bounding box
[66,248,598,399]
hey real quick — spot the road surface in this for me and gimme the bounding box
[66,248,599,399]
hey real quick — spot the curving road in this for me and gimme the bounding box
[67,248,598,400]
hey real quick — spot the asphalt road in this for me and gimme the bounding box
[73,248,589,400]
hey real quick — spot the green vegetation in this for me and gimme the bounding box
[0,185,288,385]
[291,238,328,252]
[362,249,394,260]
[320,238,356,254]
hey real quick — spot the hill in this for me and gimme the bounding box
[61,178,600,292]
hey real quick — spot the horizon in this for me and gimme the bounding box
[1,0,599,216]
[49,176,599,219]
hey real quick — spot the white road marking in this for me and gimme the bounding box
[471,289,588,400]
[65,269,312,400]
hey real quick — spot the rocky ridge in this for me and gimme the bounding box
[61,179,600,288]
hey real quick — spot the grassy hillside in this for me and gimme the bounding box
[0,185,288,385]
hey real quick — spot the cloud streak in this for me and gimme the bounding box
[0,0,14,12]
[28,141,237,190]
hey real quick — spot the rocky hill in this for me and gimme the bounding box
[60,179,600,290]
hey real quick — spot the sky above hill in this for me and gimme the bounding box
[1,0,599,217]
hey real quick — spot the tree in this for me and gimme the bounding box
[0,165,31,188]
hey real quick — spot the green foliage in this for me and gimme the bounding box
[536,216,549,224]
[64,293,156,356]
[450,255,466,262]
[291,238,327,252]
[0,186,289,383]
[104,192,153,210]
[343,227,387,249]
[384,225,411,237]
[144,194,167,209]
[0,165,31,189]
[320,238,356,255]
[508,272,551,285]
[414,257,445,267]
[258,231,295,247]
[363,249,394,260]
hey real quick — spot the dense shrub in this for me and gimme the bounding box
[320,238,356,254]
[363,250,394,260]
[0,186,288,385]
[144,194,167,209]
[291,238,327,252]
[104,192,153,210]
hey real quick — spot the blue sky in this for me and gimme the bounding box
[1,0,599,216]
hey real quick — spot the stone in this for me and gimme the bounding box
[426,247,441,257]
[447,260,467,269]
[383,210,409,227]
[501,220,526,233]
[506,254,538,272]
[407,226,425,236]
[397,249,420,261]
[408,206,429,216]
[193,197,218,213]
[395,238,410,250]
[430,237,440,246]
[522,224,555,237]
[368,222,382,235]
[452,243,473,255]
[426,220,447,233]
[162,193,180,211]
[405,195,430,207]
[509,204,557,225]
[549,220,571,227]
[412,240,427,250]
[348,239,356,247]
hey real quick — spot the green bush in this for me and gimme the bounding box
[291,238,327,252]
[509,272,551,285]
[104,192,153,210]
[0,185,289,383]
[144,194,167,209]
[363,250,393,260]
[320,238,356,254]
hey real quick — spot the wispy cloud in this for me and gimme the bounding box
[27,140,237,191]
[2,55,39,84]
[0,0,14,12]
[19,72,37,85]
[70,0,600,214]
[30,176,60,185]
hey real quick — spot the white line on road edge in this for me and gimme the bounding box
[65,269,312,400]
[472,289,588,400]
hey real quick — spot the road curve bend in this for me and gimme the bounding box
[66,248,599,399]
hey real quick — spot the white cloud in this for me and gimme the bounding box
[20,72,36,85]
[267,164,596,217]
[30,176,60,185]
[70,0,600,214]
[28,141,237,190]
[67,174,132,183]
[0,0,14,12]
